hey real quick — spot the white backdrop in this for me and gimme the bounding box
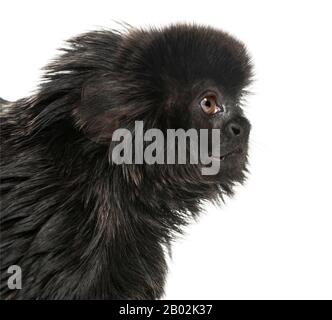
[1,0,331,299]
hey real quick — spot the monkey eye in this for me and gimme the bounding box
[200,95,224,115]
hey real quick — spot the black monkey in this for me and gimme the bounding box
[0,24,252,299]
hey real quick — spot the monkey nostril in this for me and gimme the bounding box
[229,123,242,137]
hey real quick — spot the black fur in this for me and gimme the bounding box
[0,24,252,299]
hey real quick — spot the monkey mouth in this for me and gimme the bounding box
[210,148,243,161]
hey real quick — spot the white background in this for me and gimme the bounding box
[1,0,332,299]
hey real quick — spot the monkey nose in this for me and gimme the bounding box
[225,117,251,140]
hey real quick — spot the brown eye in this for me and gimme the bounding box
[200,95,221,115]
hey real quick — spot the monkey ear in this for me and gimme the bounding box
[73,76,128,143]
[75,75,153,143]
[76,90,134,143]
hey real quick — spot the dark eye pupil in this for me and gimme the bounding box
[205,100,211,108]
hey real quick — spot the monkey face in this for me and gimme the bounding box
[157,80,251,183]
[188,84,251,175]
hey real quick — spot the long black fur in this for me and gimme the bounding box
[0,24,252,299]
